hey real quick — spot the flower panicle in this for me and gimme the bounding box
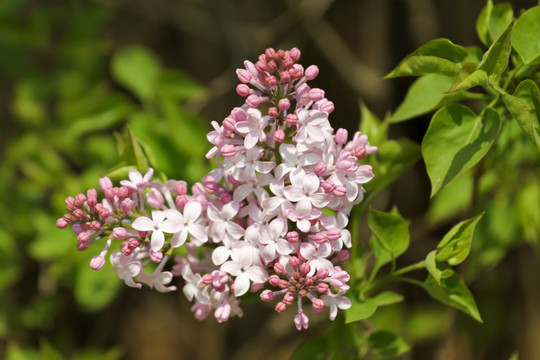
[57,47,377,330]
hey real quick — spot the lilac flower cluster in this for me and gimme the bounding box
[57,47,377,330]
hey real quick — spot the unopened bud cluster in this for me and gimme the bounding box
[57,47,377,330]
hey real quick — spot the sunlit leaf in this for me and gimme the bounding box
[368,207,410,256]
[436,214,484,265]
[513,6,540,64]
[385,38,467,78]
[478,21,513,81]
[422,105,500,196]
[424,272,483,322]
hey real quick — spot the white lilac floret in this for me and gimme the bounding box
[56,47,377,330]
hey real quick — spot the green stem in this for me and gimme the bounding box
[364,260,425,296]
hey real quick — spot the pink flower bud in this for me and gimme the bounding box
[296,83,309,95]
[236,83,250,97]
[150,250,163,263]
[90,255,105,270]
[294,312,309,330]
[321,179,336,193]
[312,232,327,244]
[128,238,140,247]
[284,292,295,305]
[267,60,278,71]
[73,209,85,220]
[333,185,347,197]
[280,71,291,83]
[221,144,236,158]
[75,193,86,208]
[335,128,348,145]
[113,227,128,240]
[355,146,367,159]
[231,107,247,122]
[98,208,110,220]
[176,195,188,210]
[289,256,300,267]
[267,107,278,118]
[305,65,319,80]
[121,241,133,255]
[118,186,129,198]
[273,128,285,143]
[202,274,213,285]
[265,47,276,59]
[56,218,69,229]
[255,60,266,72]
[316,99,335,114]
[219,192,232,204]
[314,162,327,176]
[204,182,219,194]
[289,47,301,61]
[99,177,113,193]
[251,282,264,292]
[147,189,164,208]
[282,57,293,70]
[236,68,252,83]
[316,268,329,280]
[86,189,98,207]
[337,250,350,262]
[104,188,115,199]
[175,181,188,195]
[265,75,277,86]
[275,302,287,313]
[287,231,299,243]
[278,279,289,289]
[273,262,284,274]
[63,213,73,222]
[215,303,231,323]
[285,113,298,126]
[65,196,76,212]
[77,241,89,251]
[327,228,342,241]
[77,232,90,243]
[317,283,329,294]
[246,94,261,108]
[289,64,304,79]
[268,275,280,287]
[309,88,325,101]
[300,262,311,275]
[278,98,290,111]
[312,298,325,310]
[121,198,134,214]
[261,289,274,302]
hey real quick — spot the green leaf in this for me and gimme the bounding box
[368,208,410,256]
[391,74,463,122]
[345,297,377,323]
[373,291,404,307]
[111,45,162,101]
[425,250,441,284]
[368,331,410,358]
[385,38,467,78]
[513,6,540,64]
[436,214,484,265]
[422,105,501,196]
[423,272,483,322]
[446,65,488,93]
[476,0,493,46]
[290,337,329,360]
[517,183,540,244]
[502,79,540,151]
[488,3,514,41]
[359,102,387,145]
[478,21,513,81]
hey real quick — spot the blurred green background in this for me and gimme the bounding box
[1,0,539,359]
